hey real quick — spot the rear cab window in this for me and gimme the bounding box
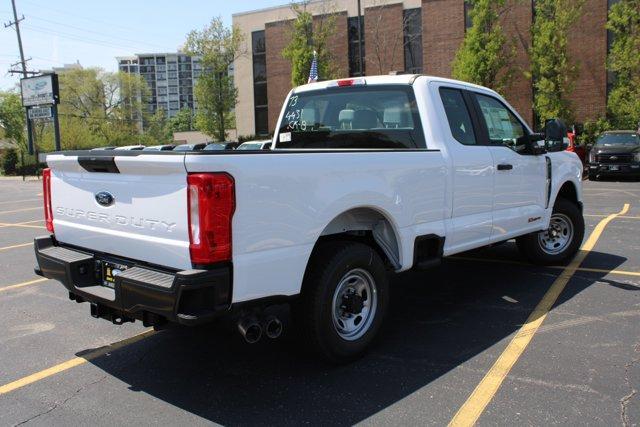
[439,88,477,145]
[275,85,426,149]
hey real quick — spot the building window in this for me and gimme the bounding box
[252,30,268,135]
[464,1,473,31]
[348,16,365,77]
[404,8,422,74]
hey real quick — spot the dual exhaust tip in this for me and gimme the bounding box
[237,314,282,343]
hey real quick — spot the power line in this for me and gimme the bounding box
[21,24,143,52]
[19,25,179,57]
[26,15,169,51]
[19,0,167,37]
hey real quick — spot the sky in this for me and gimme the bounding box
[0,0,286,90]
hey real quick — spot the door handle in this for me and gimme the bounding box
[497,163,513,171]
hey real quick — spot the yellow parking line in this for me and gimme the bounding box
[0,198,40,206]
[0,329,155,395]
[0,278,48,293]
[449,203,630,427]
[0,221,46,229]
[450,256,640,278]
[585,214,640,220]
[0,206,41,215]
[0,242,31,252]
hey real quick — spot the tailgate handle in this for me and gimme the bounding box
[78,156,120,173]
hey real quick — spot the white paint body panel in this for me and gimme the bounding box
[46,75,583,304]
[47,154,192,270]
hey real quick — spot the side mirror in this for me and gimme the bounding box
[545,118,568,152]
[524,133,547,155]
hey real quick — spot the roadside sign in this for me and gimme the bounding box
[28,106,53,120]
[20,74,60,107]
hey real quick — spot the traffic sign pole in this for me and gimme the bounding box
[52,104,61,151]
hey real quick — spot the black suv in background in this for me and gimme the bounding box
[588,131,640,180]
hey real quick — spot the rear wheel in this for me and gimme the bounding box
[516,198,584,265]
[296,241,389,363]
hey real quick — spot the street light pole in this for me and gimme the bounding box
[357,0,364,76]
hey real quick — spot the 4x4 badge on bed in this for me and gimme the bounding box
[95,191,114,207]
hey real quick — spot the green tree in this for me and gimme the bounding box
[606,0,640,129]
[143,108,172,144]
[0,92,26,153]
[185,17,244,141]
[452,0,515,92]
[282,1,339,86]
[2,149,18,175]
[529,0,584,124]
[55,68,149,147]
[168,107,194,133]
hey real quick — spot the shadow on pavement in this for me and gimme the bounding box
[84,243,630,425]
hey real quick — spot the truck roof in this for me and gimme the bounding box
[294,74,499,96]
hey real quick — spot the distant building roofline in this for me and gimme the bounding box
[231,0,318,17]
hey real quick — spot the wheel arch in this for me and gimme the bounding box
[553,180,582,213]
[312,206,403,272]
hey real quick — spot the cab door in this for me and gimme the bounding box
[469,92,547,242]
[437,86,494,254]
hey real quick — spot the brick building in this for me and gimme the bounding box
[233,0,612,138]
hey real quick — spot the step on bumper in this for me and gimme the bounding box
[33,236,231,326]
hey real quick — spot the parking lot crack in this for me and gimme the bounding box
[620,343,639,427]
[12,375,108,426]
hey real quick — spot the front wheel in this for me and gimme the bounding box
[296,241,389,363]
[516,198,585,265]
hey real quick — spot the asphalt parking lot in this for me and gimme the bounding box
[0,177,638,426]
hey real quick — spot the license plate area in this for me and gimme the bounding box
[609,165,620,171]
[99,260,130,288]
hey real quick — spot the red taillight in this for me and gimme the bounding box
[42,168,54,233]
[187,173,235,265]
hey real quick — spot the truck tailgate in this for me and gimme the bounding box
[47,154,191,270]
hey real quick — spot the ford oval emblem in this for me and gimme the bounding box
[95,191,114,207]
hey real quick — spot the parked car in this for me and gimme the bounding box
[90,146,116,151]
[35,74,584,362]
[566,125,586,165]
[587,130,640,180]
[204,141,238,150]
[237,140,272,150]
[113,145,145,150]
[203,142,238,150]
[172,143,207,151]
[142,144,176,151]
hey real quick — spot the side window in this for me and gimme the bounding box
[474,94,527,149]
[439,88,477,145]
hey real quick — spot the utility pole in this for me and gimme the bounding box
[4,0,37,155]
[357,0,364,77]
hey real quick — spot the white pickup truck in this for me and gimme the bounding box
[35,75,584,362]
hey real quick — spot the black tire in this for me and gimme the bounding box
[516,197,585,265]
[295,241,389,364]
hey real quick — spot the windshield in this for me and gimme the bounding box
[596,133,639,146]
[275,85,425,149]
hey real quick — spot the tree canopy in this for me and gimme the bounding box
[452,0,515,92]
[606,0,640,129]
[529,0,584,124]
[184,17,244,141]
[282,1,339,87]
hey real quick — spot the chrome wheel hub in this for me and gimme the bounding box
[332,268,378,341]
[538,213,574,255]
